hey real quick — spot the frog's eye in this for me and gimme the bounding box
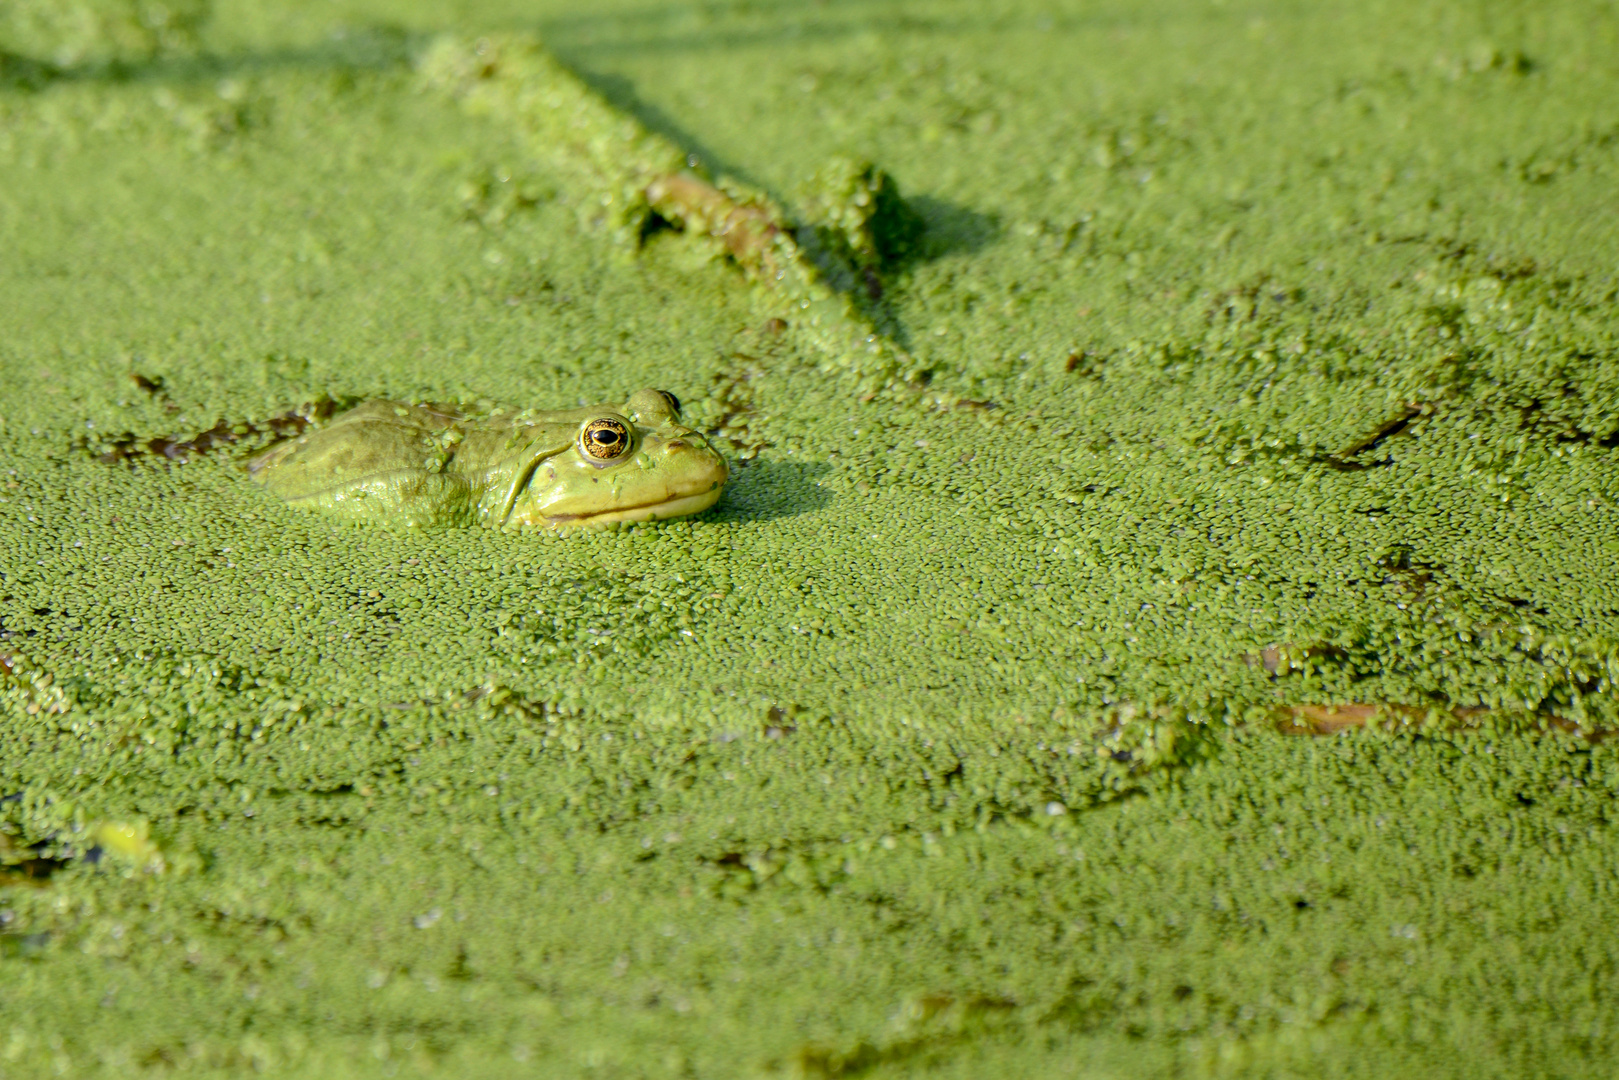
[656,389,682,416]
[579,416,633,462]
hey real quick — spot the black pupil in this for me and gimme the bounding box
[593,429,621,446]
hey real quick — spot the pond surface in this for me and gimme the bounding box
[1,1,1616,1076]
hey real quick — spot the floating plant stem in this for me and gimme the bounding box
[417,34,921,389]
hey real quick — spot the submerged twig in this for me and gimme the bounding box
[417,34,921,388]
[84,396,335,466]
[1277,703,1610,740]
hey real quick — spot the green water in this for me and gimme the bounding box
[2,1,1617,1075]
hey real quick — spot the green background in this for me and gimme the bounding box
[2,0,1618,1075]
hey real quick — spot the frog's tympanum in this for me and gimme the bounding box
[249,389,728,530]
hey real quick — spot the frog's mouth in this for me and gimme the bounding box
[540,486,725,529]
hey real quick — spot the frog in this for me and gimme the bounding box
[248,388,728,530]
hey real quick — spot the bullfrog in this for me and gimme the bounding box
[248,388,728,530]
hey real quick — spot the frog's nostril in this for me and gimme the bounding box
[666,439,688,451]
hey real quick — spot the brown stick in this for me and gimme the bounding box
[644,172,787,274]
[1278,703,1608,740]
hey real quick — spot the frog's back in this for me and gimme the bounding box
[249,402,480,527]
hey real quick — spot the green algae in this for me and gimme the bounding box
[3,0,1619,1076]
[0,0,209,69]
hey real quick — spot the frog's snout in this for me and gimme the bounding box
[655,429,729,490]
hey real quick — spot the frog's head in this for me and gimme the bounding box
[506,388,730,529]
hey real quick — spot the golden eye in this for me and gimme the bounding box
[580,416,632,461]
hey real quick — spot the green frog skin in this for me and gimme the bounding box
[248,388,729,530]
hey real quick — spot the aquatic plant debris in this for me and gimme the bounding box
[83,383,331,465]
[3,0,1619,1077]
[418,33,925,389]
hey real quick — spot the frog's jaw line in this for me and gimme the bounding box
[540,487,723,529]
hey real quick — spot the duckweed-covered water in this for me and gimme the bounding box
[2,1,1618,1076]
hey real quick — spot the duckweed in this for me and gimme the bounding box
[2,0,1618,1076]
